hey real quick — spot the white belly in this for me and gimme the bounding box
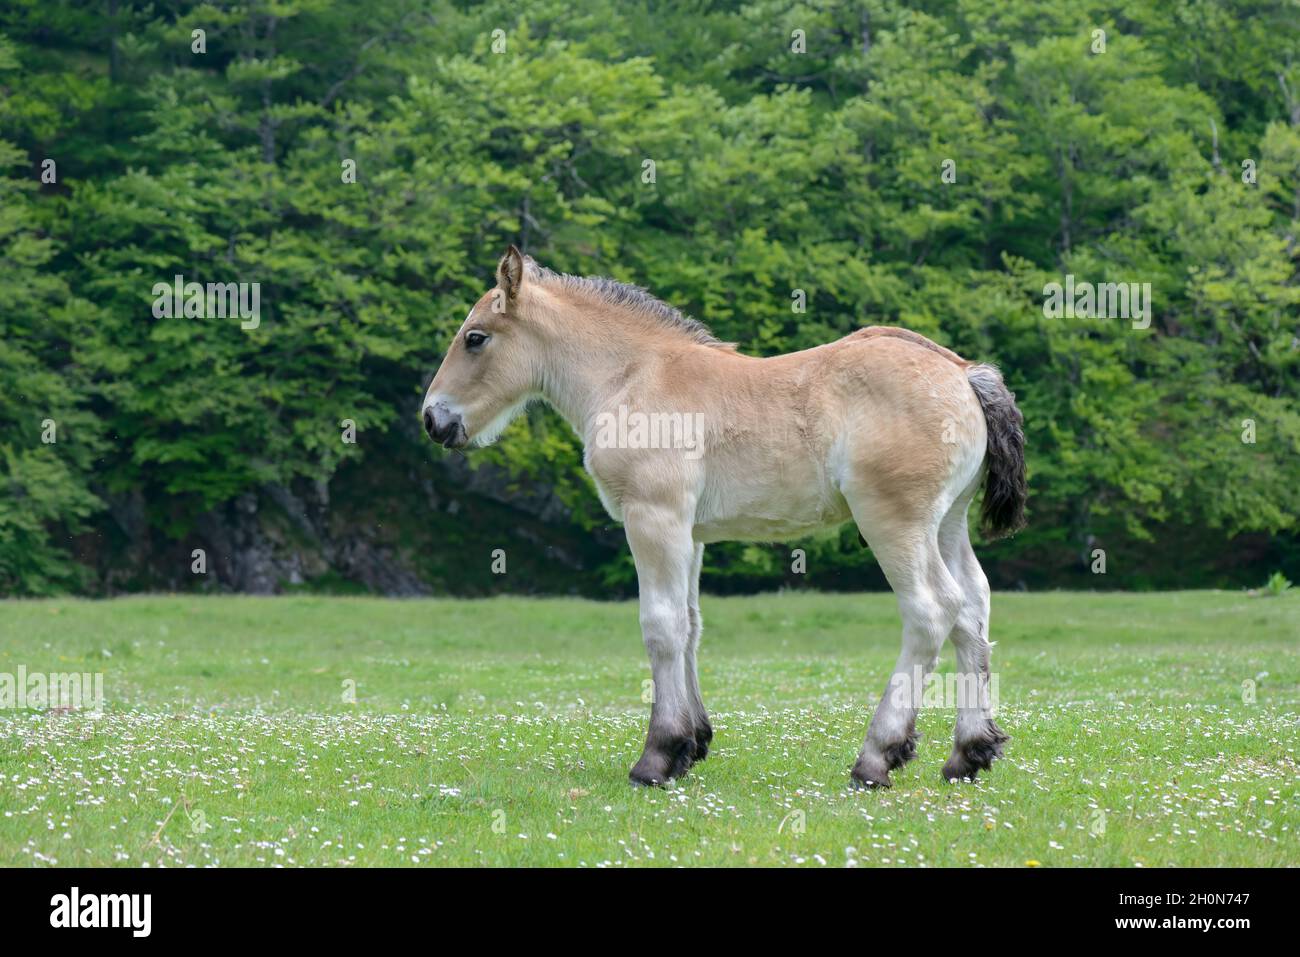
[692,462,852,544]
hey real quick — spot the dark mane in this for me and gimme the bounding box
[526,260,729,348]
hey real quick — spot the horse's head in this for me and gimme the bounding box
[421,246,539,450]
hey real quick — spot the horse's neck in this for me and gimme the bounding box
[537,340,633,437]
[534,305,684,438]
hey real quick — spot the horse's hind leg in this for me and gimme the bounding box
[848,504,963,788]
[937,497,1008,782]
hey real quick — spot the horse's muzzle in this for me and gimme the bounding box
[423,404,465,449]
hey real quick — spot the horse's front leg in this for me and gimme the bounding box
[624,502,698,786]
[684,541,712,763]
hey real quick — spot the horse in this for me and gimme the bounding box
[422,246,1026,788]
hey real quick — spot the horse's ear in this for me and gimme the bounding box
[496,245,525,301]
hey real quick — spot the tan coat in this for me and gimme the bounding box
[423,248,1026,788]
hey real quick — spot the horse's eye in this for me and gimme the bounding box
[465,330,489,351]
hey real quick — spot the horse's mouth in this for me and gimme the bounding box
[441,423,467,450]
[423,405,468,449]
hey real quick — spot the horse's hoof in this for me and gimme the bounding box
[881,730,918,771]
[850,775,891,789]
[850,770,891,789]
[940,756,976,782]
[943,721,1008,782]
[849,754,892,789]
[691,722,714,763]
[629,734,695,786]
[629,768,668,788]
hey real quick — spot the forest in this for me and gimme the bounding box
[1,0,1297,596]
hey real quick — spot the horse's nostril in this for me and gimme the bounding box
[423,408,436,439]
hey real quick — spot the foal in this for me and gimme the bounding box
[422,247,1026,788]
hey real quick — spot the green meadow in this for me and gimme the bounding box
[0,591,1296,867]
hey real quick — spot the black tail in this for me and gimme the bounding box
[966,363,1027,539]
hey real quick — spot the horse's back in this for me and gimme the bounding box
[843,325,970,365]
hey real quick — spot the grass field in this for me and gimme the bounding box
[0,591,1297,867]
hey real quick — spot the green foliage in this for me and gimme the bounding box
[1263,571,1293,597]
[0,37,102,593]
[0,0,1297,594]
